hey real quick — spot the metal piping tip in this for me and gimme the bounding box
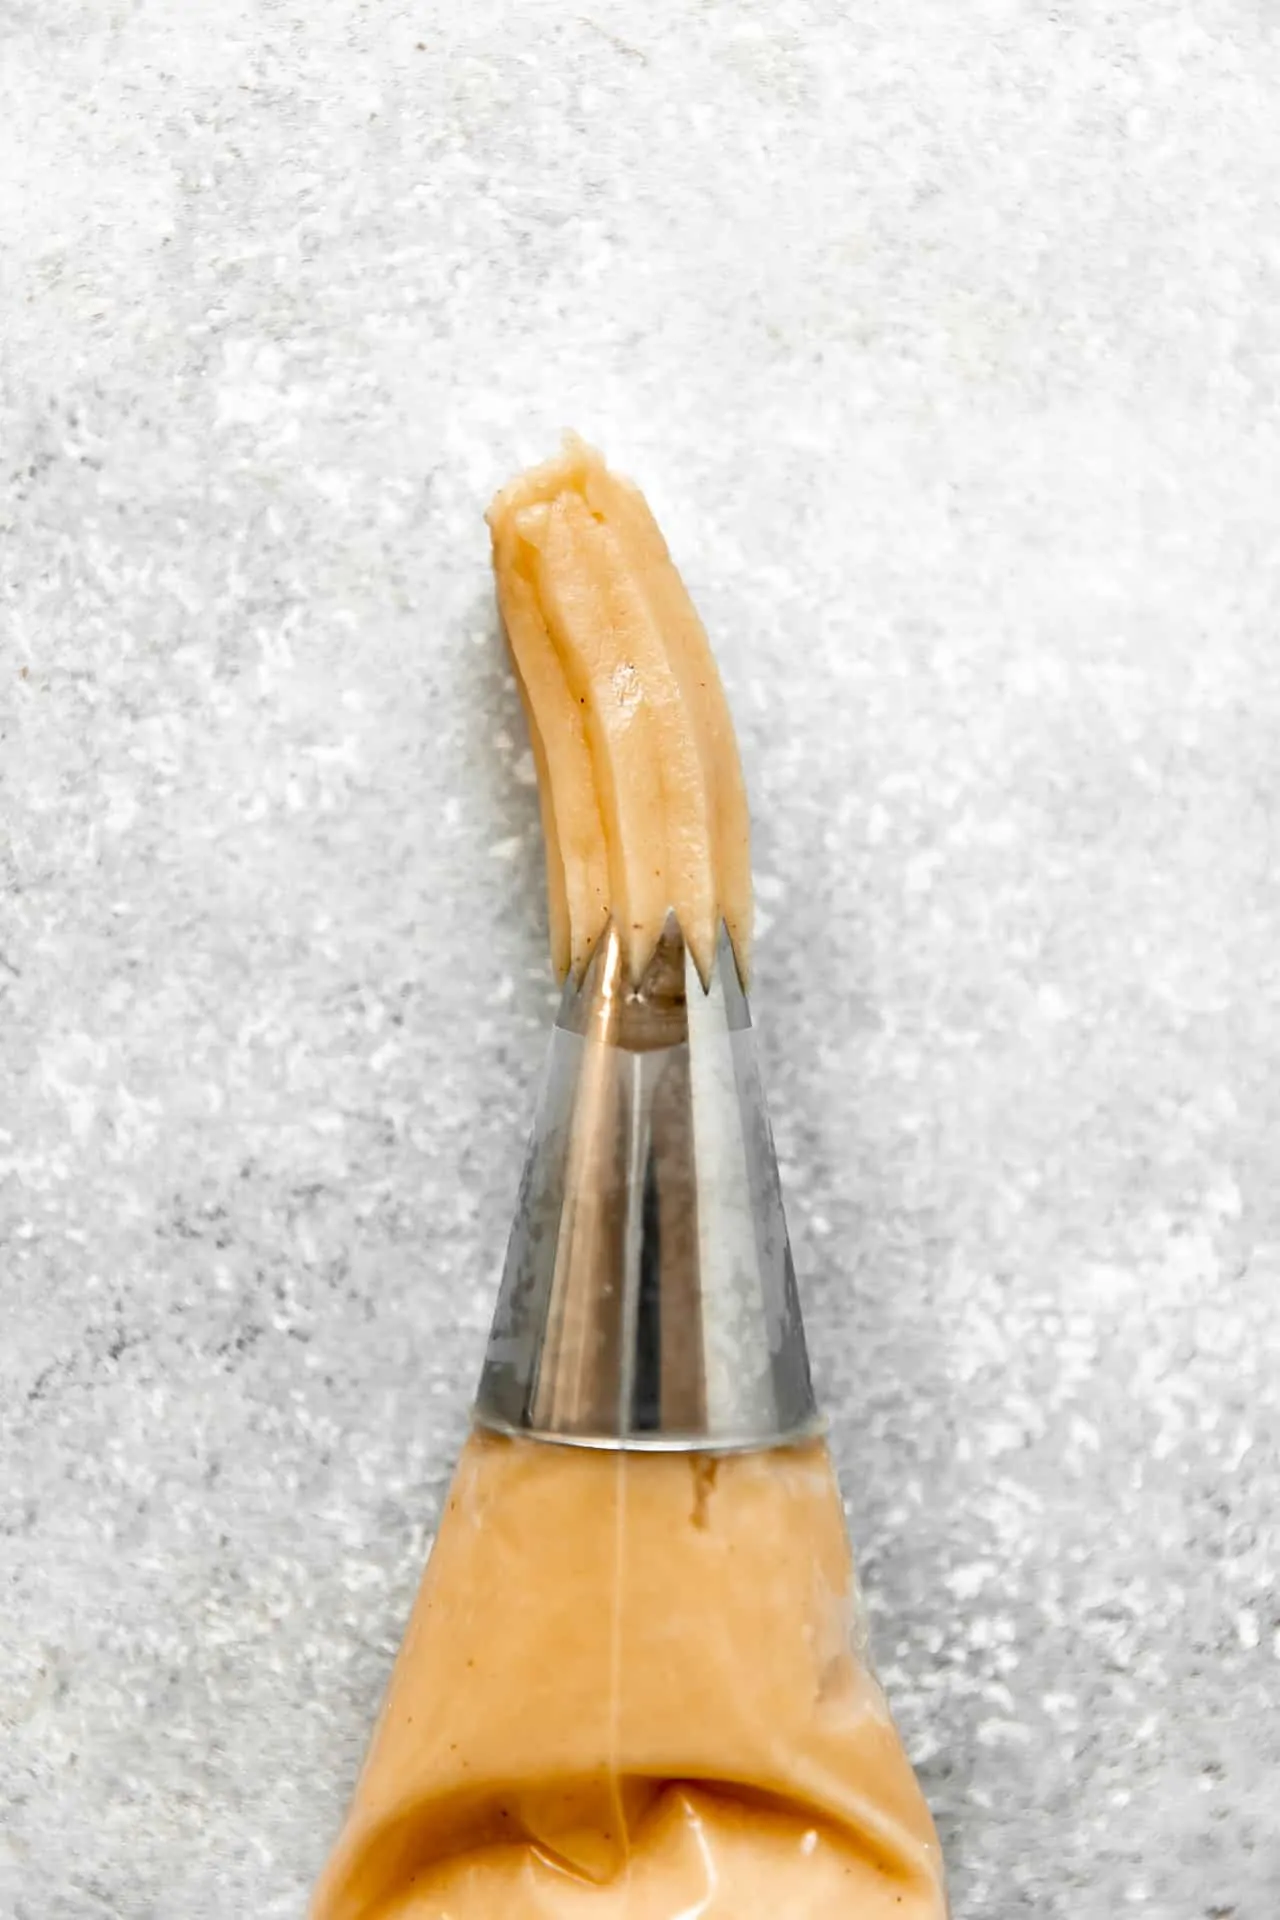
[473,915,820,1451]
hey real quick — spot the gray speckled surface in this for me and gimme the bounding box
[3,2,1280,1916]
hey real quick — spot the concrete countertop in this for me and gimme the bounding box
[4,3,1279,1916]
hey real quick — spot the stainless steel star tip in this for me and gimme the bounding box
[473,914,820,1451]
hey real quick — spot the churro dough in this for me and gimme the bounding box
[311,1435,947,1919]
[488,438,751,983]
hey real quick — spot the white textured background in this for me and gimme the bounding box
[3,3,1280,1917]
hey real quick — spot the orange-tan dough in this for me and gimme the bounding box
[487,438,752,984]
[311,1435,948,1920]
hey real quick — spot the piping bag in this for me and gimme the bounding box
[311,440,949,1919]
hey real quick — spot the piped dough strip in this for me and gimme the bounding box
[488,438,751,984]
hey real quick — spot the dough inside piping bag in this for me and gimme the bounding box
[311,1436,947,1919]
